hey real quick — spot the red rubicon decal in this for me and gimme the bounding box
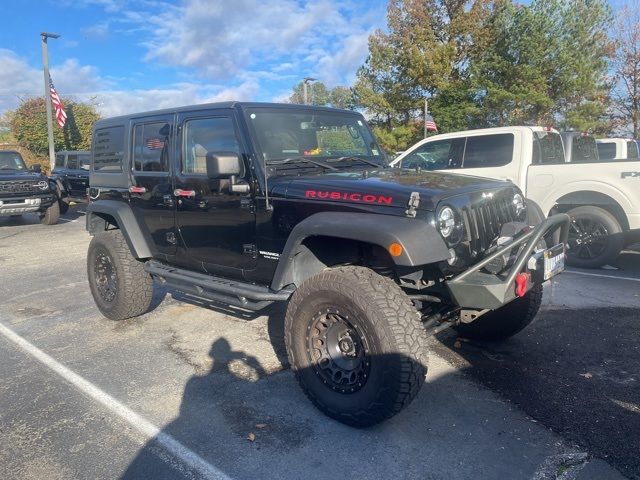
[305,190,393,205]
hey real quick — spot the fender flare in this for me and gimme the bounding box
[270,211,450,290]
[86,200,153,259]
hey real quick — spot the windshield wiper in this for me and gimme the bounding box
[267,156,338,171]
[326,156,382,168]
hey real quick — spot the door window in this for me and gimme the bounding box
[181,117,241,175]
[400,138,463,170]
[462,134,514,168]
[67,154,79,170]
[93,126,124,172]
[626,141,639,159]
[132,122,171,172]
[55,154,65,167]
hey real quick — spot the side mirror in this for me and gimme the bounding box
[206,152,242,178]
[31,164,42,173]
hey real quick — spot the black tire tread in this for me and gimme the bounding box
[87,230,153,320]
[285,266,428,427]
[40,200,60,225]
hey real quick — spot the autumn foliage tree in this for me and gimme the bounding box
[8,97,100,155]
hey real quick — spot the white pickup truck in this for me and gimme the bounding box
[390,126,640,268]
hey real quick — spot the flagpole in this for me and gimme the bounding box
[41,32,59,173]
[424,98,428,139]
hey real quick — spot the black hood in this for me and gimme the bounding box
[268,168,515,211]
[0,170,47,183]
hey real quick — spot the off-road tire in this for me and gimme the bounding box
[87,230,154,320]
[453,284,543,341]
[566,206,624,269]
[40,200,60,225]
[59,200,69,215]
[285,266,428,427]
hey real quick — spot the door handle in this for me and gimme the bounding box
[174,189,196,198]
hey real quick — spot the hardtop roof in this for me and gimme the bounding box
[93,101,362,128]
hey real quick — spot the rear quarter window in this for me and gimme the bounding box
[597,143,616,160]
[93,126,124,172]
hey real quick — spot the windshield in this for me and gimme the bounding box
[0,152,28,170]
[244,107,385,173]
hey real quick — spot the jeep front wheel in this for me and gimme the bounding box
[285,266,428,427]
[87,230,154,320]
[453,284,543,341]
[40,200,60,225]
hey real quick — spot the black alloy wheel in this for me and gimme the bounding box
[307,308,371,394]
[565,206,624,268]
[94,249,118,303]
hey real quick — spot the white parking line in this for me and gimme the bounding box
[563,270,640,283]
[0,322,232,480]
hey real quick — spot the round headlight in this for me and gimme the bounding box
[438,206,456,238]
[513,193,526,219]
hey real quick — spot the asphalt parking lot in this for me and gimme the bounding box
[0,208,637,480]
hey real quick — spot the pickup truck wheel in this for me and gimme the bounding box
[39,200,60,225]
[87,230,154,320]
[285,266,428,427]
[566,206,624,268]
[453,284,542,341]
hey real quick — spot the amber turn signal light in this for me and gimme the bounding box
[388,242,403,257]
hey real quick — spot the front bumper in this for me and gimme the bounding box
[0,194,56,216]
[446,214,570,310]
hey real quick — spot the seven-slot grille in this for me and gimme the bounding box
[0,181,44,195]
[462,195,516,255]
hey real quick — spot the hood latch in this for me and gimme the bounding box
[405,191,420,218]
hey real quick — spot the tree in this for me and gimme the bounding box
[611,1,640,137]
[288,81,356,109]
[9,97,100,155]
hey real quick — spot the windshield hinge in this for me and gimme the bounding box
[405,191,420,218]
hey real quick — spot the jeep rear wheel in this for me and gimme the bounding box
[40,200,59,225]
[285,266,428,427]
[87,230,154,320]
[453,284,543,341]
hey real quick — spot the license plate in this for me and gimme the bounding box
[543,244,565,280]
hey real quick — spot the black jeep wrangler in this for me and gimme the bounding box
[52,150,90,213]
[0,150,61,224]
[85,102,569,427]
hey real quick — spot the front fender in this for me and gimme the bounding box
[271,212,450,290]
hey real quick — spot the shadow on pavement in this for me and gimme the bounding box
[432,306,640,480]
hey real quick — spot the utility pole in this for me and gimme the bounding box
[41,32,60,172]
[424,98,428,139]
[303,77,316,105]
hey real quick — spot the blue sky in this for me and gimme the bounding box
[0,0,388,117]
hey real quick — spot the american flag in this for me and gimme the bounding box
[49,75,66,128]
[425,114,438,132]
[146,137,165,149]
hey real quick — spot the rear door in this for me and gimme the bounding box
[129,115,176,258]
[173,110,257,276]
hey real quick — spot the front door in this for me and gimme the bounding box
[174,111,256,277]
[129,115,176,259]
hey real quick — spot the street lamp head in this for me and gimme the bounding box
[303,77,317,83]
[41,32,61,39]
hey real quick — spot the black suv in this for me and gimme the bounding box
[52,150,90,212]
[85,102,569,426]
[0,150,61,224]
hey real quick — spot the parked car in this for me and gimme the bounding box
[52,150,90,212]
[560,131,600,163]
[0,150,62,224]
[390,126,640,268]
[85,102,568,427]
[596,138,640,161]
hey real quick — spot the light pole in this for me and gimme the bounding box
[41,31,60,172]
[303,77,316,105]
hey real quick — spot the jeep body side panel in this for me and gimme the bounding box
[271,211,450,290]
[86,200,153,259]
